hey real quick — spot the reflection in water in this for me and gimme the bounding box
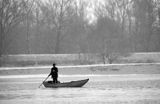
[0,74,160,104]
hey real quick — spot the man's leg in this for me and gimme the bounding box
[54,77,57,83]
[53,78,55,83]
[56,76,58,83]
[55,78,57,83]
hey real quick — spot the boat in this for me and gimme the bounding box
[43,78,89,88]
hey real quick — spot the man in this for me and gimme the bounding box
[48,63,58,83]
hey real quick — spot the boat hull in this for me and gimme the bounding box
[43,78,89,88]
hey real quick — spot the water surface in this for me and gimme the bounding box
[0,74,160,104]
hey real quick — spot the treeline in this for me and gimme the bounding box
[0,0,160,56]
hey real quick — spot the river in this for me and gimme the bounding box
[0,74,160,104]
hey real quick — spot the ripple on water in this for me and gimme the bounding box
[0,75,160,104]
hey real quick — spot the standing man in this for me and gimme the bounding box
[48,63,58,83]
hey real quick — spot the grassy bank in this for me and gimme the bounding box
[1,52,160,67]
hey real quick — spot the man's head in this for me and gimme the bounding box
[53,63,56,66]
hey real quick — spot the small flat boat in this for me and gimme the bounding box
[43,78,89,88]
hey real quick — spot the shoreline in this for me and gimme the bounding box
[1,73,160,78]
[1,63,160,70]
[0,63,160,75]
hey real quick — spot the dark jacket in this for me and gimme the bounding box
[49,66,58,78]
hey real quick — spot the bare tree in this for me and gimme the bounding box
[132,0,155,51]
[23,0,35,54]
[93,0,131,64]
[38,0,74,54]
[0,0,32,57]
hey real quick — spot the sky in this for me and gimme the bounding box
[81,0,104,23]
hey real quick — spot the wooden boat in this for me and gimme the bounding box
[43,78,89,88]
